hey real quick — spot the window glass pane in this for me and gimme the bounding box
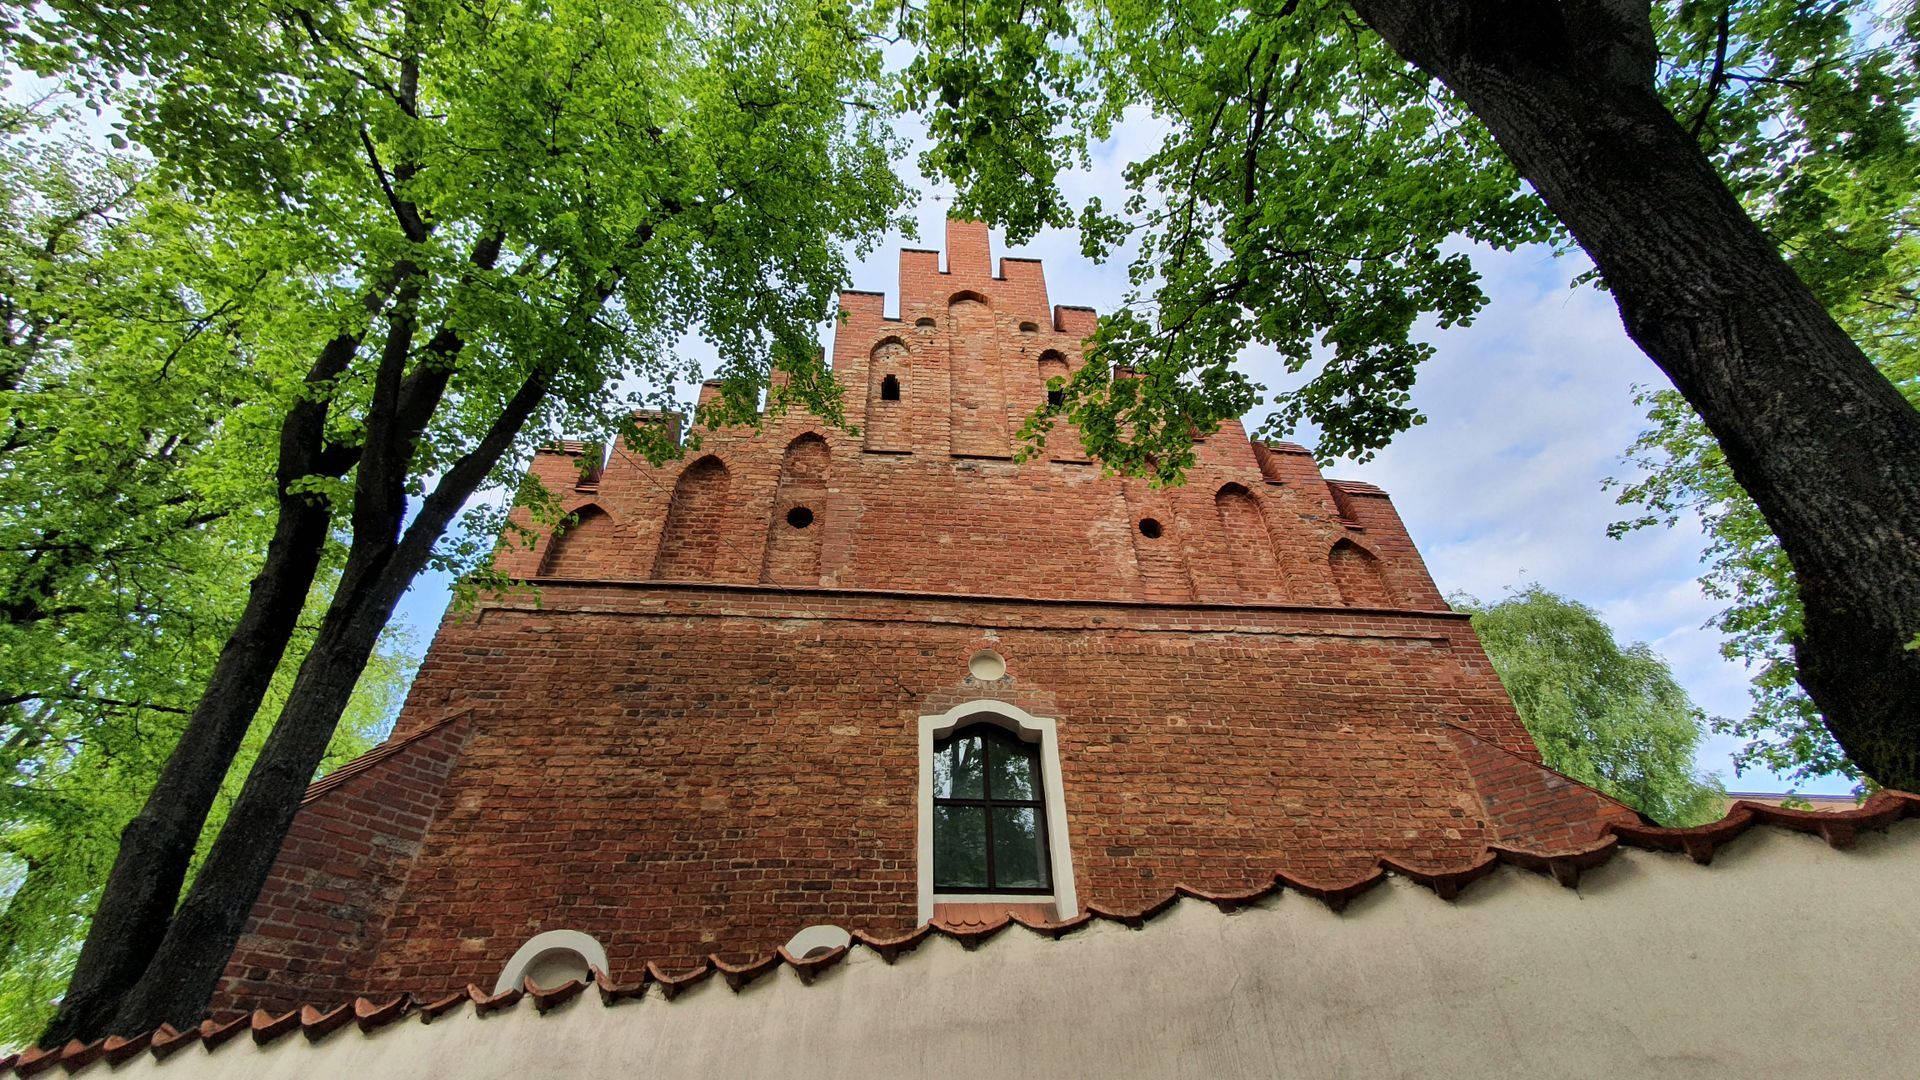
[933,806,988,888]
[934,734,984,798]
[990,806,1048,889]
[986,737,1037,800]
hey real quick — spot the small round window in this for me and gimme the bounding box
[1138,518,1163,539]
[787,506,815,529]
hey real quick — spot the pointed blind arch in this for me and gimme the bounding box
[539,503,615,578]
[763,434,829,584]
[1329,538,1394,608]
[1213,483,1280,595]
[652,455,731,580]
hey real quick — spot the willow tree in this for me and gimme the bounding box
[1457,588,1725,826]
[14,0,907,1042]
[901,0,1920,790]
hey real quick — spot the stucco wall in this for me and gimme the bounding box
[94,819,1920,1079]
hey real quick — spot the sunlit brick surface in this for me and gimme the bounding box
[211,222,1636,1015]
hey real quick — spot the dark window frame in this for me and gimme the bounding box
[932,722,1054,894]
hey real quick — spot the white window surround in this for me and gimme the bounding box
[493,929,609,993]
[917,700,1078,925]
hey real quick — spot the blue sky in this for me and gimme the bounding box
[389,123,1856,798]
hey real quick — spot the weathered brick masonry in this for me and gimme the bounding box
[212,221,1638,1016]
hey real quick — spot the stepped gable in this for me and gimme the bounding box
[492,218,1439,609]
[197,221,1677,1022]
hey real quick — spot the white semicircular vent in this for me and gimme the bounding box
[782,924,852,959]
[494,929,610,993]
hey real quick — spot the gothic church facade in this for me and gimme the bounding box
[208,220,1639,1014]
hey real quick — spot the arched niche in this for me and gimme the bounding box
[651,455,731,580]
[1214,484,1282,595]
[780,431,830,482]
[948,293,1006,457]
[763,434,829,585]
[539,503,616,578]
[866,339,910,452]
[1329,538,1394,608]
[1037,350,1069,408]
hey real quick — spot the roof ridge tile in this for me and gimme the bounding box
[1377,854,1500,901]
[645,960,714,1000]
[352,996,411,1034]
[709,953,780,993]
[775,945,849,985]
[1274,867,1387,912]
[299,1003,355,1043]
[591,966,648,1006]
[99,1031,152,1067]
[145,1023,197,1060]
[523,977,587,1014]
[415,991,468,1023]
[1172,882,1278,913]
[464,984,521,1017]
[198,1014,248,1052]
[248,1008,301,1046]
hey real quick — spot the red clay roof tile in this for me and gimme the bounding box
[11,791,1917,1077]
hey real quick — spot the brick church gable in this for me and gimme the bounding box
[207,220,1648,1017]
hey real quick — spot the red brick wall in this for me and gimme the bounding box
[344,589,1543,998]
[214,712,472,1014]
[494,220,1442,614]
[206,222,1616,1016]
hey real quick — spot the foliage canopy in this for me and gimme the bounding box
[1457,587,1726,827]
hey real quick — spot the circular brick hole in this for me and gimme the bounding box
[968,649,1007,681]
[1138,518,1163,539]
[786,506,815,529]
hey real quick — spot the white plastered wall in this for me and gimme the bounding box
[79,821,1920,1080]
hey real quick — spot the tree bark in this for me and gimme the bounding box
[1349,0,1920,788]
[101,366,552,1035]
[37,317,381,1046]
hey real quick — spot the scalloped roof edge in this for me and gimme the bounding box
[7,789,1913,1075]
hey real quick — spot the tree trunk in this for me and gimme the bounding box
[102,368,552,1035]
[0,857,52,974]
[36,300,396,1047]
[38,496,332,1046]
[1350,0,1920,790]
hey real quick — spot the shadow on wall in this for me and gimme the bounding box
[540,504,616,578]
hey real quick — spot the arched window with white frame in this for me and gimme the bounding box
[917,701,1077,924]
[932,724,1052,893]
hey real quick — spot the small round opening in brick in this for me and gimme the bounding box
[915,317,936,332]
[1138,518,1163,539]
[968,649,1007,681]
[786,506,814,529]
